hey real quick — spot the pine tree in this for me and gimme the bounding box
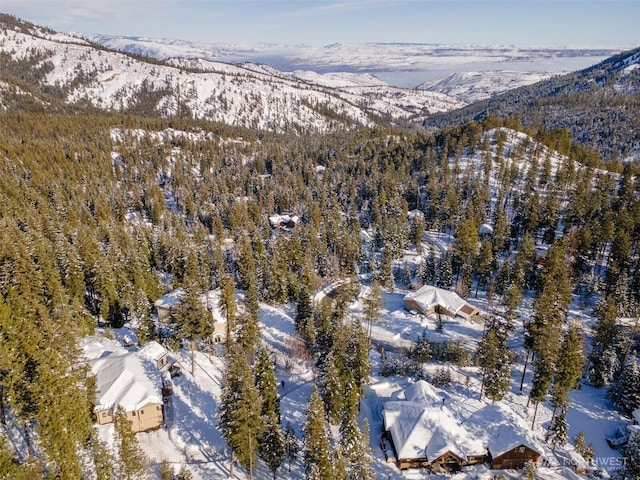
[550,322,584,414]
[318,350,344,424]
[432,367,452,388]
[177,465,193,480]
[254,347,280,419]
[609,356,640,415]
[114,407,147,480]
[420,250,437,285]
[573,431,595,464]
[295,283,314,333]
[220,274,236,347]
[159,459,174,480]
[339,383,374,480]
[410,215,425,254]
[284,422,299,473]
[344,320,371,396]
[477,321,512,402]
[523,459,537,480]
[259,412,286,480]
[303,388,334,479]
[589,297,619,387]
[411,328,432,363]
[474,239,494,297]
[379,249,394,290]
[345,419,375,480]
[0,435,41,480]
[527,239,571,426]
[452,215,479,276]
[362,279,383,341]
[89,429,117,480]
[546,408,568,452]
[173,282,212,375]
[236,312,261,357]
[218,345,264,479]
[136,308,157,346]
[437,255,453,289]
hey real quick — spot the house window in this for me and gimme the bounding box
[101,412,107,418]
[156,405,161,410]
[140,410,144,415]
[132,412,136,417]
[516,446,525,453]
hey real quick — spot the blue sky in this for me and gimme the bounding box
[2,0,638,46]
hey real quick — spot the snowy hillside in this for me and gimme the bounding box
[88,34,622,92]
[419,71,556,103]
[0,17,464,131]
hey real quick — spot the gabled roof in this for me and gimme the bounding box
[404,285,478,319]
[154,287,184,310]
[383,401,484,461]
[463,403,543,457]
[89,351,162,413]
[138,340,167,363]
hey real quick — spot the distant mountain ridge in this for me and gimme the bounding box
[1,13,638,161]
[418,71,556,104]
[87,34,620,72]
[0,14,464,132]
[88,33,622,92]
[425,46,640,162]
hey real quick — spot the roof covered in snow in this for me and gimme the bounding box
[402,379,451,406]
[87,346,162,413]
[154,287,185,310]
[383,401,484,461]
[633,408,640,424]
[138,340,168,362]
[403,285,478,319]
[81,337,128,361]
[463,403,543,457]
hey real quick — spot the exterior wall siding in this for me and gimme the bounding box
[492,446,540,470]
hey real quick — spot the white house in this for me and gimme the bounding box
[403,285,480,320]
[83,339,164,433]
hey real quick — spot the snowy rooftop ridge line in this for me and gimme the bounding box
[383,380,486,462]
[82,338,162,413]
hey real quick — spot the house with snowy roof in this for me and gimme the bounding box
[154,288,227,343]
[403,285,480,320]
[463,403,543,470]
[382,381,485,472]
[138,340,169,370]
[90,351,163,432]
[82,338,164,432]
[268,213,299,232]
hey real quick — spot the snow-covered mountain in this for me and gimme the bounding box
[0,16,464,132]
[418,71,557,104]
[426,46,640,161]
[88,33,622,93]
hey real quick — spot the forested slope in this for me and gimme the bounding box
[1,108,639,476]
[425,47,640,162]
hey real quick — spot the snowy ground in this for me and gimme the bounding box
[97,260,630,480]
